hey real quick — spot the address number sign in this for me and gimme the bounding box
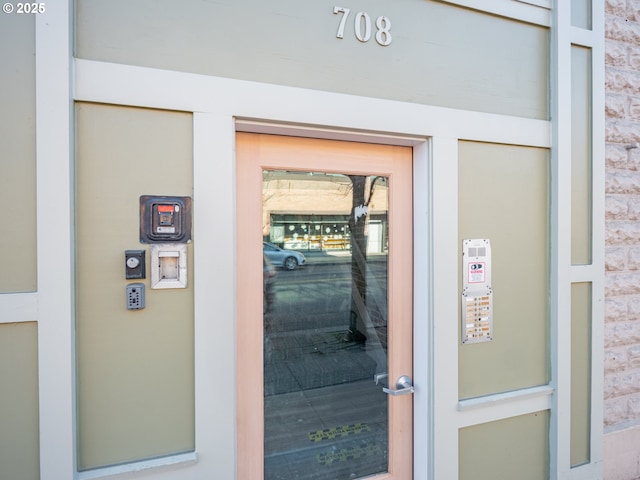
[333,6,392,46]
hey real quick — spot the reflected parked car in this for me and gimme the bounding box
[263,242,307,270]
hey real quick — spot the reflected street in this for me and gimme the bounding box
[266,256,388,338]
[263,254,390,480]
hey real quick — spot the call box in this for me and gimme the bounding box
[461,239,493,344]
[140,195,192,244]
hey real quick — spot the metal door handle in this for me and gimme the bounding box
[382,375,414,396]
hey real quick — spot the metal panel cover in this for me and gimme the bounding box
[462,239,493,344]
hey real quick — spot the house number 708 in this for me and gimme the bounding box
[333,6,392,46]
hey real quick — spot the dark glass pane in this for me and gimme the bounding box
[263,170,390,480]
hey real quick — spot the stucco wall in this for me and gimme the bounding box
[604,0,640,477]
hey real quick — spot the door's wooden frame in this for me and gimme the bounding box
[236,132,414,479]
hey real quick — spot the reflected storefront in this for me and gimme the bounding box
[263,171,389,254]
[267,214,388,253]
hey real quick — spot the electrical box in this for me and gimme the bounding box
[126,283,145,310]
[125,250,146,279]
[461,239,493,344]
[140,195,192,244]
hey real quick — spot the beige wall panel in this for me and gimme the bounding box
[459,411,550,480]
[0,322,40,480]
[458,141,549,399]
[76,0,548,119]
[0,14,36,292]
[571,282,592,466]
[75,103,194,469]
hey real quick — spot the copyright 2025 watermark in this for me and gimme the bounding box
[3,3,46,14]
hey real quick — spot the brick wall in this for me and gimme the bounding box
[605,0,640,433]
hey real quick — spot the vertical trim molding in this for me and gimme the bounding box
[193,113,237,479]
[584,0,606,475]
[413,139,432,480]
[430,136,460,480]
[550,0,573,477]
[36,3,75,479]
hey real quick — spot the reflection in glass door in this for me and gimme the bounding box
[263,171,390,480]
[236,133,413,480]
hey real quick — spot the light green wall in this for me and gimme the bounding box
[0,322,40,480]
[571,45,593,265]
[75,103,194,470]
[571,0,592,29]
[458,141,549,399]
[75,0,549,119]
[0,14,36,293]
[459,411,549,480]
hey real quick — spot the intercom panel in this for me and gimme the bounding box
[461,238,493,344]
[140,195,192,243]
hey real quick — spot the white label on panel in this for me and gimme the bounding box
[468,262,486,283]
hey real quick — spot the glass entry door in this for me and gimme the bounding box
[236,133,413,480]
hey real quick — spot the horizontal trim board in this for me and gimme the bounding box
[236,119,427,147]
[457,385,555,412]
[570,265,596,283]
[0,293,38,324]
[76,452,198,480]
[569,462,604,480]
[439,0,550,26]
[457,385,554,428]
[571,27,596,48]
[74,59,551,149]
[516,0,551,8]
